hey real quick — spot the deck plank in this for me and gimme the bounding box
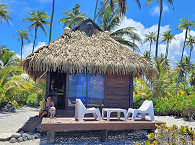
[41,117,164,132]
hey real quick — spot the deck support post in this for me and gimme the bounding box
[47,131,55,144]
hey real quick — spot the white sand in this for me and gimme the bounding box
[0,107,39,133]
[0,107,41,145]
[155,116,195,128]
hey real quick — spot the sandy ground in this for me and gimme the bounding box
[0,107,194,145]
[0,107,41,145]
[155,116,195,128]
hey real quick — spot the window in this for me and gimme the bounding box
[68,73,104,107]
[88,74,104,105]
[69,74,87,105]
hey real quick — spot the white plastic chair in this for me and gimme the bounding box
[126,100,154,121]
[75,99,102,121]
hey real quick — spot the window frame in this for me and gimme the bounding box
[67,73,104,108]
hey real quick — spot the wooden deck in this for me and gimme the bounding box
[41,117,163,132]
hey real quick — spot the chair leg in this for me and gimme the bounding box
[149,112,155,121]
[93,113,98,120]
[78,113,84,121]
[96,110,102,120]
[126,111,130,120]
[132,110,137,121]
[123,111,128,121]
[117,112,120,120]
[107,112,111,121]
[102,111,104,120]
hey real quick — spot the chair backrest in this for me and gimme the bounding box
[139,100,153,111]
[75,99,86,119]
[75,99,86,112]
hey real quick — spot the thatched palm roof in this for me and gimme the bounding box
[23,19,156,80]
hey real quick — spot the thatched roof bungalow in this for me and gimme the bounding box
[23,19,156,117]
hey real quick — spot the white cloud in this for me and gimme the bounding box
[114,17,195,65]
[22,41,46,59]
[151,5,169,16]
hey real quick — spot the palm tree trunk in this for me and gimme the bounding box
[189,46,193,63]
[93,0,99,21]
[133,39,136,52]
[32,25,38,53]
[184,70,187,91]
[94,0,109,21]
[184,46,193,91]
[155,0,163,58]
[20,38,24,61]
[175,28,188,95]
[149,41,152,55]
[165,39,169,60]
[49,0,55,44]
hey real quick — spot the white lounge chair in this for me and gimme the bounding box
[75,99,102,121]
[126,100,154,121]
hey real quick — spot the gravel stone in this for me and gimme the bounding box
[9,137,17,143]
[17,137,23,142]
[22,136,28,141]
[11,133,21,138]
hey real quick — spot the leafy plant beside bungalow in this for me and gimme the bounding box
[135,124,195,145]
[0,48,45,108]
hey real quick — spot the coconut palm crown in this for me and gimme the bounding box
[0,3,11,24]
[16,30,30,61]
[24,11,49,53]
[60,4,87,28]
[144,32,156,56]
[161,30,174,60]
[101,4,141,51]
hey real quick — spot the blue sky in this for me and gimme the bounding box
[0,0,194,65]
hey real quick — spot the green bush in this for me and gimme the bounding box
[134,94,195,120]
[26,93,37,106]
[135,124,195,145]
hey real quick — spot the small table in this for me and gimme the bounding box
[102,108,127,121]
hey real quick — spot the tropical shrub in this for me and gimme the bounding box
[147,124,195,145]
[0,64,45,108]
[135,124,195,145]
[133,93,195,120]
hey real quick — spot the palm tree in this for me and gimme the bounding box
[48,0,55,44]
[161,30,174,61]
[16,30,30,61]
[60,4,86,28]
[143,50,152,61]
[176,18,195,94]
[178,19,195,64]
[24,11,49,53]
[144,32,156,56]
[101,5,141,49]
[94,0,99,21]
[0,46,18,67]
[147,0,174,58]
[0,3,11,24]
[94,0,141,21]
[130,33,142,52]
[186,35,195,63]
[183,35,195,90]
